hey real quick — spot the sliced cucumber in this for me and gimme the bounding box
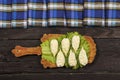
[50,39,58,57]
[72,35,80,52]
[61,38,70,56]
[78,47,88,66]
[68,49,77,67]
[56,49,65,67]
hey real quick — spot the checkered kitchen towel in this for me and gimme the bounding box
[84,0,105,27]
[47,0,67,27]
[65,0,83,27]
[28,0,47,27]
[12,0,28,28]
[0,0,120,28]
[0,0,12,28]
[106,0,120,27]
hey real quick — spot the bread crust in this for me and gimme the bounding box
[40,34,96,68]
[41,59,57,68]
[41,34,62,42]
[84,36,96,63]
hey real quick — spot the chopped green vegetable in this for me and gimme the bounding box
[42,55,55,63]
[80,36,90,57]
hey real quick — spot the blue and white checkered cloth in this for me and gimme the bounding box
[0,0,12,28]
[28,0,47,27]
[65,0,83,27]
[12,0,28,28]
[106,0,120,27]
[84,0,105,27]
[47,0,66,26]
[0,0,120,28]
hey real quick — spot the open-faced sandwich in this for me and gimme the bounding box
[12,32,96,69]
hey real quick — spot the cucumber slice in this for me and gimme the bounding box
[72,35,80,52]
[78,47,88,66]
[50,39,58,57]
[68,50,77,67]
[61,38,70,56]
[56,49,65,67]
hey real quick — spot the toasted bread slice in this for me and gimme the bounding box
[40,34,96,68]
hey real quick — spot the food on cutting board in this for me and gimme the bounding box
[12,32,96,69]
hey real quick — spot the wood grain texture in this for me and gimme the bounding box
[0,28,120,80]
[0,27,119,40]
[0,39,120,74]
[0,73,120,80]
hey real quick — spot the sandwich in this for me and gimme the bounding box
[12,32,96,69]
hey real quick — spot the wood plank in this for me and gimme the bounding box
[0,73,120,80]
[0,40,40,62]
[0,39,119,73]
[0,28,85,40]
[84,28,120,39]
[0,28,120,40]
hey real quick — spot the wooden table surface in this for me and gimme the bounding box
[0,27,120,80]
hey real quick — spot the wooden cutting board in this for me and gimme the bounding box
[0,27,120,80]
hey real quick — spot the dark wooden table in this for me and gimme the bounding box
[0,27,120,80]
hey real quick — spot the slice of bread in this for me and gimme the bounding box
[40,34,96,68]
